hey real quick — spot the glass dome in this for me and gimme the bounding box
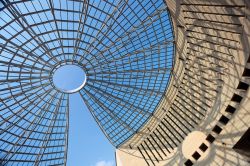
[0,0,174,165]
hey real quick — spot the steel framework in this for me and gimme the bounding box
[0,0,174,165]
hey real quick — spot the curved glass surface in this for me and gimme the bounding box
[0,0,174,165]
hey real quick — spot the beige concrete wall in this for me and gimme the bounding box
[116,149,148,166]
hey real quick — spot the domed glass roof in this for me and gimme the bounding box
[0,0,174,165]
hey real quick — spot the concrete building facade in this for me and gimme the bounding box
[0,0,250,166]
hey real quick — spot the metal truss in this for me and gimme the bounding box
[0,0,174,165]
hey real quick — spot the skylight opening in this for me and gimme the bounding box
[52,65,87,93]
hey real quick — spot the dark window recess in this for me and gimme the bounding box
[192,151,201,160]
[199,143,208,152]
[219,115,229,125]
[225,105,236,114]
[231,94,243,103]
[212,125,223,134]
[184,159,193,166]
[233,128,250,162]
[242,68,250,77]
[206,134,215,143]
[237,81,249,91]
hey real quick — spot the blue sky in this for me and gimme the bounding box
[53,65,115,166]
[68,93,115,166]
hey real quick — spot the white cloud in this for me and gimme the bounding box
[95,160,114,166]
